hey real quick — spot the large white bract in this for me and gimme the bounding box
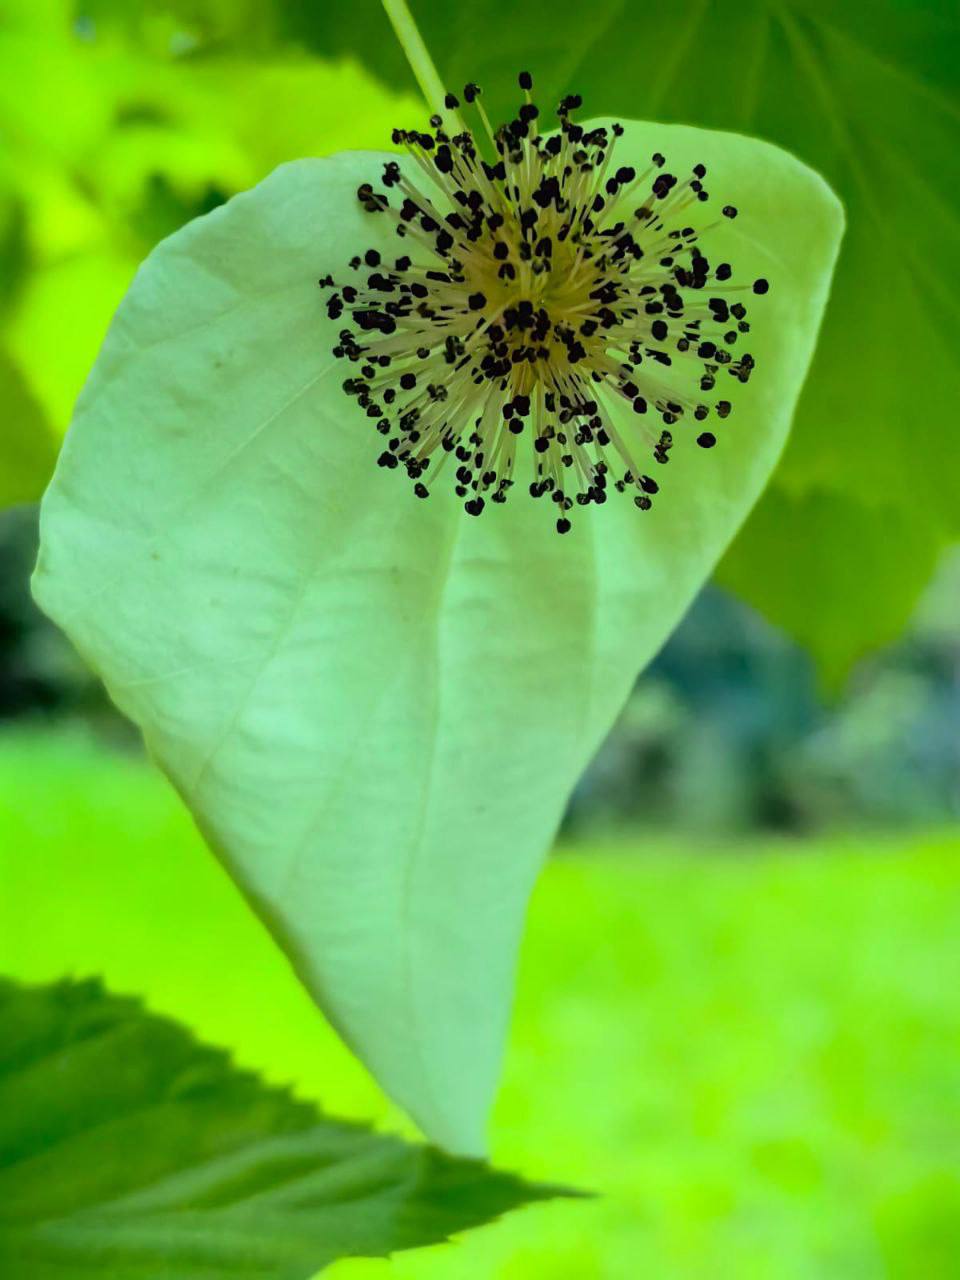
[34,100,842,1153]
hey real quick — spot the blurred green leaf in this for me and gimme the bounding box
[0,976,564,1278]
[76,0,282,54]
[714,486,944,691]
[7,252,136,434]
[877,1172,960,1280]
[0,353,59,508]
[33,127,841,1149]
[286,0,959,674]
[0,0,416,504]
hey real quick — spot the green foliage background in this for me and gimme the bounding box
[2,734,958,1277]
[2,0,958,682]
[3,6,958,1273]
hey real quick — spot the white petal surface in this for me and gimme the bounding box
[34,125,843,1153]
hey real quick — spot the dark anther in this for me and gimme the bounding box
[332,76,759,531]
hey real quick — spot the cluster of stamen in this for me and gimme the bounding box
[323,73,768,533]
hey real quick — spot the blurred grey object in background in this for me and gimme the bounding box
[568,560,960,836]
[0,505,119,733]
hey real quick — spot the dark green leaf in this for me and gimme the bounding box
[714,487,944,691]
[0,977,569,1278]
[293,0,959,674]
[0,353,59,508]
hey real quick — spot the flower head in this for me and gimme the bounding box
[324,74,769,533]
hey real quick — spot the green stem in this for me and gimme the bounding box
[381,0,448,117]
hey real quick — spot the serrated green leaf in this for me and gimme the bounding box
[32,123,841,1151]
[0,976,565,1279]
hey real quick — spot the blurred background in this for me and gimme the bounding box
[1,2,958,1276]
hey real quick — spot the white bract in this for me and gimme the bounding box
[34,105,842,1153]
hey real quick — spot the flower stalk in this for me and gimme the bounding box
[381,0,449,120]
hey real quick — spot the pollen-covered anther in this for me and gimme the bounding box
[324,73,768,534]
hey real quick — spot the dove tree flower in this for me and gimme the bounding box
[326,80,766,531]
[32,0,843,1155]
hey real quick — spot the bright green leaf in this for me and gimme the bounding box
[7,251,137,435]
[0,976,566,1278]
[33,123,842,1151]
[0,1,416,505]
